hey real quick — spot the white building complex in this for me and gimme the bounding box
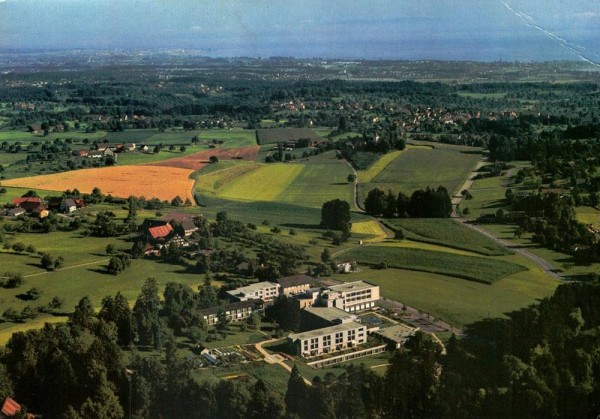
[318,281,380,312]
[288,307,368,357]
[226,281,281,305]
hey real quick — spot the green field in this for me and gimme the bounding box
[383,218,511,256]
[335,265,558,327]
[196,161,355,209]
[343,245,526,284]
[256,128,321,145]
[115,147,204,165]
[357,145,481,205]
[576,206,600,226]
[357,150,404,182]
[195,163,262,195]
[198,129,258,148]
[457,92,508,99]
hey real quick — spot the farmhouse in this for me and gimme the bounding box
[227,281,281,305]
[60,198,77,213]
[275,274,312,295]
[161,212,199,237]
[198,299,264,326]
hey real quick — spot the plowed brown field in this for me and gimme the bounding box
[149,145,259,170]
[4,166,195,203]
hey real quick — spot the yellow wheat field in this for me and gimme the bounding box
[4,166,196,203]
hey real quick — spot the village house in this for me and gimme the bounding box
[60,198,77,213]
[198,299,265,326]
[161,212,199,237]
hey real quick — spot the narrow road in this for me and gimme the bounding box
[452,218,562,280]
[343,159,363,212]
[451,161,562,281]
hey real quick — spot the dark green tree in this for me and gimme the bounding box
[320,199,352,231]
[285,365,309,418]
[364,188,386,216]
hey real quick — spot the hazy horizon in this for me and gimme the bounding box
[0,0,599,64]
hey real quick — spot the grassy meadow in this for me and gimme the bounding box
[335,262,558,328]
[343,245,526,284]
[195,161,355,209]
[357,145,482,205]
[383,218,511,256]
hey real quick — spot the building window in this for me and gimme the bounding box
[310,337,318,350]
[335,332,343,344]
[323,335,331,348]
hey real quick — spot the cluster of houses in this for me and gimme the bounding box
[3,196,85,219]
[77,142,138,160]
[198,274,415,360]
[140,213,199,256]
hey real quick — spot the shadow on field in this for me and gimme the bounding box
[281,223,322,229]
[87,267,108,275]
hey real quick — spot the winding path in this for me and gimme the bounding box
[451,162,562,281]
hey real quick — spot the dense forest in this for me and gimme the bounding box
[1,278,599,418]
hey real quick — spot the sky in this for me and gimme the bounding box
[0,0,599,62]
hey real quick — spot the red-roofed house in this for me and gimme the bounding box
[1,397,21,417]
[148,223,174,241]
[1,397,34,418]
[11,197,43,207]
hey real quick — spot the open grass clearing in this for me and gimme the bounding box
[216,163,304,202]
[383,218,511,256]
[457,92,508,99]
[352,221,388,242]
[3,165,195,202]
[374,240,480,256]
[358,146,482,205]
[256,128,321,145]
[334,264,557,328]
[115,147,203,165]
[195,162,261,195]
[196,160,354,209]
[357,150,404,183]
[275,162,355,209]
[197,129,257,147]
[371,147,481,193]
[576,206,600,226]
[0,315,68,346]
[343,245,526,284]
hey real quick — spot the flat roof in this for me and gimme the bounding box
[276,274,312,289]
[304,306,356,323]
[373,324,417,343]
[228,281,279,296]
[327,280,377,293]
[289,321,365,341]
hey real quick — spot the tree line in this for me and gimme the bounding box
[364,186,452,218]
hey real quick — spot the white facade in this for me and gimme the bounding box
[322,281,380,312]
[288,321,367,357]
[227,281,281,304]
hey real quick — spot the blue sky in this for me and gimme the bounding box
[0,0,599,62]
